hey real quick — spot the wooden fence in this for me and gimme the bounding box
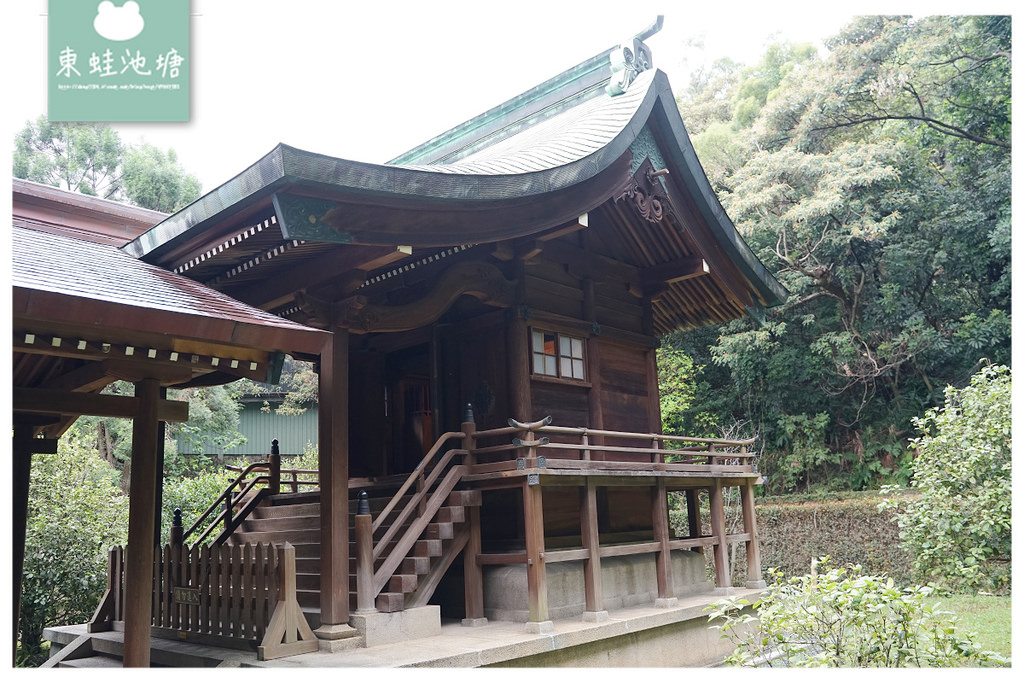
[90,542,317,661]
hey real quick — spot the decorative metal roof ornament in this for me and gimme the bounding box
[606,39,652,96]
[606,15,662,96]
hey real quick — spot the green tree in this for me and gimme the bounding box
[707,559,1006,667]
[232,356,319,416]
[18,424,129,666]
[170,385,247,470]
[882,365,1011,593]
[657,346,713,436]
[76,381,246,484]
[122,142,202,213]
[12,115,201,212]
[160,468,235,542]
[671,16,1011,493]
[13,115,123,199]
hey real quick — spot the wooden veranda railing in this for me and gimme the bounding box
[89,542,317,661]
[479,417,763,621]
[469,415,758,471]
[354,411,764,624]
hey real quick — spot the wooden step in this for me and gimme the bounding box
[436,505,465,523]
[238,515,320,533]
[425,522,454,540]
[401,555,430,575]
[375,592,404,613]
[296,573,321,591]
[414,539,442,557]
[250,502,321,518]
[230,528,320,545]
[296,589,321,609]
[387,574,418,593]
[447,490,481,507]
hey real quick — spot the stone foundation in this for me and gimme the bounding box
[483,549,711,622]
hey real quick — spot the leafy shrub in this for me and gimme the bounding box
[881,365,1011,593]
[19,427,129,666]
[707,559,1007,667]
[160,468,235,542]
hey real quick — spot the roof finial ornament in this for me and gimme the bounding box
[606,15,663,97]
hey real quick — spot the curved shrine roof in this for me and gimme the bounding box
[122,38,785,333]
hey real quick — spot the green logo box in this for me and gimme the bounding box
[49,0,190,122]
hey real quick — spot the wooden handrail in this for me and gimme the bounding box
[373,464,467,595]
[359,427,477,608]
[372,448,464,561]
[535,424,756,447]
[189,476,268,547]
[182,462,270,544]
[370,431,465,534]
[466,419,757,469]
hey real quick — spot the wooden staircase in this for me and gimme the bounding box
[226,487,481,623]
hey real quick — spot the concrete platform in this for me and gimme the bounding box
[45,586,760,668]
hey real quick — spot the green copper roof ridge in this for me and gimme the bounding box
[388,48,616,166]
[392,16,665,167]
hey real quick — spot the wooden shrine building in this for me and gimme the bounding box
[21,18,787,667]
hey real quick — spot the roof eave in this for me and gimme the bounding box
[647,73,788,308]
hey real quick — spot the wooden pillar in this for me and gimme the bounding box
[153,389,167,545]
[463,506,485,624]
[652,481,675,603]
[741,481,765,587]
[354,504,374,613]
[582,279,604,434]
[318,331,351,629]
[123,378,161,667]
[269,439,281,495]
[580,481,605,617]
[522,480,549,629]
[461,410,486,624]
[708,480,731,588]
[507,311,532,421]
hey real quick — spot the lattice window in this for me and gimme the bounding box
[531,329,585,380]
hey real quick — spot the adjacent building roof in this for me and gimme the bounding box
[13,177,166,246]
[13,225,322,344]
[12,187,329,437]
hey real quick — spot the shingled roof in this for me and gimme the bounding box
[13,225,320,339]
[121,19,785,333]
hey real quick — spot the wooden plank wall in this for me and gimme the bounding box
[596,339,652,458]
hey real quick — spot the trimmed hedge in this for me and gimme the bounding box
[756,493,915,585]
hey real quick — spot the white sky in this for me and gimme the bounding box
[4,0,985,192]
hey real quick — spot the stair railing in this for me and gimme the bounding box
[359,406,490,607]
[182,462,272,546]
[371,464,468,596]
[370,431,467,557]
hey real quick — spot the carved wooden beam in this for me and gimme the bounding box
[302,261,517,334]
[615,158,671,224]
